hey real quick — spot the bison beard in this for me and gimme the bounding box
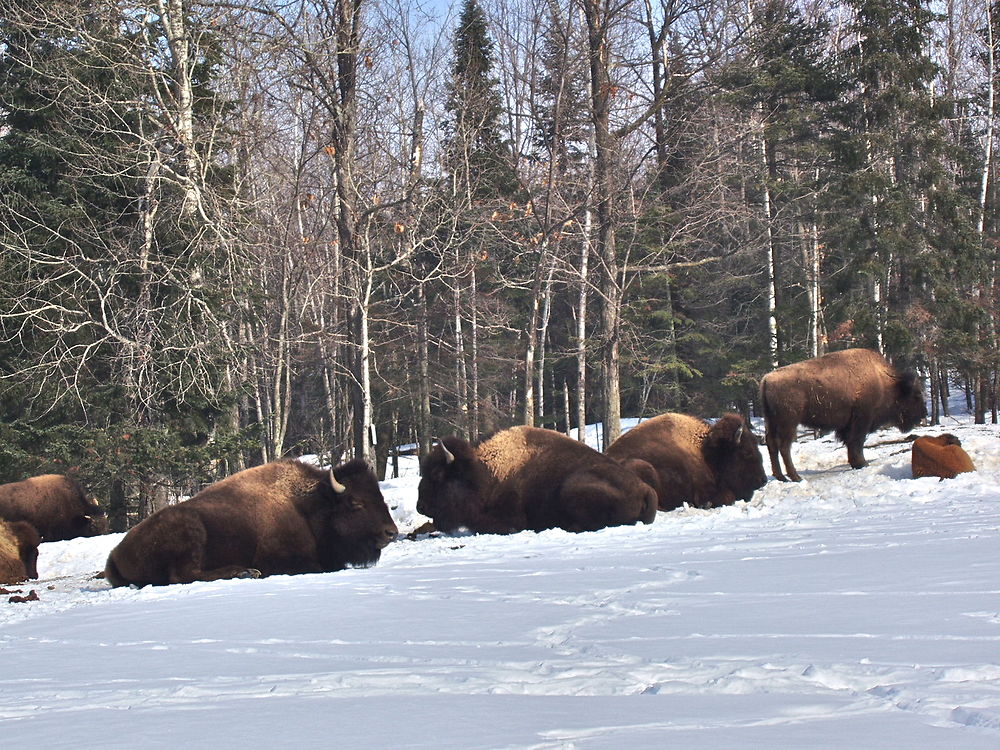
[105,459,397,587]
[417,426,658,535]
[760,348,926,482]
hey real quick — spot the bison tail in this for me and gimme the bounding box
[104,552,128,588]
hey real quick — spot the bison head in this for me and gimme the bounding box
[318,459,398,570]
[417,438,490,533]
[894,372,927,433]
[702,414,768,504]
[73,498,109,538]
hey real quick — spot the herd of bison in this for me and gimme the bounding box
[0,348,980,591]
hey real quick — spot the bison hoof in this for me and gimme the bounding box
[788,473,802,482]
[237,568,262,579]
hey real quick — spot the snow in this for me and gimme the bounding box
[2,415,1000,747]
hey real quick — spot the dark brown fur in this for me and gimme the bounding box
[911,434,975,479]
[607,413,768,511]
[104,459,397,587]
[0,520,40,585]
[417,426,658,534]
[760,348,926,481]
[0,474,107,542]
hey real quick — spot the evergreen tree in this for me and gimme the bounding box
[828,0,966,362]
[0,2,244,524]
[443,0,519,201]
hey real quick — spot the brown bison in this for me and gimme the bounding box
[416,426,658,534]
[105,459,397,587]
[911,434,975,480]
[607,413,768,511]
[0,520,40,585]
[0,474,107,542]
[760,348,926,481]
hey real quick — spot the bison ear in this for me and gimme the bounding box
[329,469,347,494]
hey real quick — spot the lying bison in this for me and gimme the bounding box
[417,426,658,534]
[607,413,767,511]
[760,348,926,481]
[105,459,397,587]
[0,520,40,585]
[911,434,975,480]
[0,474,107,542]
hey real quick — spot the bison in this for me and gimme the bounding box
[760,348,926,482]
[911,434,975,480]
[104,459,397,587]
[416,426,658,534]
[606,413,768,511]
[0,520,40,585]
[0,474,107,542]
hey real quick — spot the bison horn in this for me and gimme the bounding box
[733,425,744,443]
[329,469,348,494]
[435,438,455,465]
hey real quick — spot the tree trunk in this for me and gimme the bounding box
[583,0,622,449]
[576,206,592,441]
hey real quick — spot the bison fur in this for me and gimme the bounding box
[416,426,658,534]
[104,459,397,587]
[911,434,975,480]
[0,520,40,585]
[760,348,926,481]
[607,413,768,511]
[0,474,107,542]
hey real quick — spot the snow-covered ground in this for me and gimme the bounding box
[2,415,1000,747]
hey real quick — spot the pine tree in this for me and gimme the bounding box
[444,0,519,201]
[829,0,957,360]
[718,0,840,368]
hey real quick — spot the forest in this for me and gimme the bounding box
[0,0,997,529]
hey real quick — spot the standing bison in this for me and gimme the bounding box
[105,459,397,587]
[607,413,767,511]
[911,434,975,480]
[760,348,926,481]
[0,520,40,585]
[0,474,107,542]
[416,426,658,534]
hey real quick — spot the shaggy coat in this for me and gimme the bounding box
[606,413,768,511]
[0,474,107,542]
[417,426,658,534]
[105,459,397,587]
[0,520,40,585]
[911,434,975,480]
[760,348,926,482]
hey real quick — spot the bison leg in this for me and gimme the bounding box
[167,563,262,585]
[842,418,870,470]
[846,440,868,470]
[765,430,786,481]
[766,428,800,482]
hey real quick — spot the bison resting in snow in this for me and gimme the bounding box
[0,474,107,542]
[760,348,926,482]
[911,434,975,480]
[0,520,40,585]
[105,459,397,587]
[416,426,658,534]
[606,413,767,511]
